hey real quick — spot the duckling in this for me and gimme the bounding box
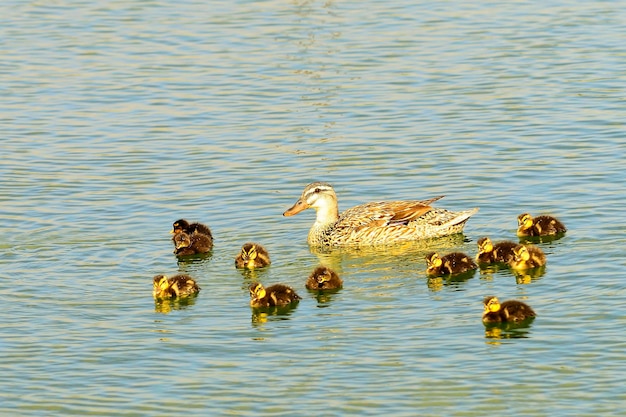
[173,231,213,256]
[153,274,200,299]
[482,296,536,323]
[170,219,213,240]
[517,213,566,237]
[509,244,546,270]
[305,266,343,290]
[235,242,271,269]
[425,251,477,276]
[475,237,518,264]
[249,282,301,308]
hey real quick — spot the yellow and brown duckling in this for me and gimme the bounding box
[476,237,518,264]
[509,244,546,270]
[173,231,213,256]
[249,282,301,308]
[170,218,213,240]
[153,274,200,299]
[425,251,477,276]
[482,296,536,323]
[235,242,271,269]
[305,266,343,290]
[517,213,566,237]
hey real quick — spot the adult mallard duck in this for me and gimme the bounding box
[517,213,566,237]
[170,218,213,240]
[153,274,200,299]
[475,237,518,264]
[509,244,546,270]
[425,251,477,276]
[283,182,478,246]
[173,231,213,256]
[235,242,271,269]
[482,296,536,323]
[249,282,301,308]
[305,266,343,290]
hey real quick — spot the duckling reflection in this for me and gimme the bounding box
[250,303,300,327]
[154,296,199,314]
[484,321,535,341]
[512,265,546,284]
[426,268,476,292]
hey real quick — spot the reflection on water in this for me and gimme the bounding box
[518,233,567,245]
[426,269,476,292]
[306,288,342,307]
[250,304,300,328]
[154,295,199,314]
[512,266,546,285]
[484,320,535,343]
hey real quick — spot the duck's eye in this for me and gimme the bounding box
[314,188,320,193]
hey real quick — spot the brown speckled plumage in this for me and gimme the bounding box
[283,182,478,246]
[425,251,477,276]
[517,213,566,237]
[482,296,536,323]
[476,237,518,264]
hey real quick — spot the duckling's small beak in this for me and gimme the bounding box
[169,229,175,234]
[283,199,308,216]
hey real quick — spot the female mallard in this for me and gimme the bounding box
[425,251,477,276]
[249,282,301,308]
[170,218,213,240]
[235,242,271,269]
[517,213,566,237]
[482,296,536,323]
[283,182,478,246]
[173,231,213,256]
[509,244,546,270]
[305,266,343,290]
[153,274,200,299]
[475,237,517,264]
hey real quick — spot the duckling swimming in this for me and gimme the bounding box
[173,231,213,256]
[482,296,536,323]
[305,266,343,290]
[153,274,200,299]
[235,242,271,269]
[249,282,301,308]
[509,244,546,270]
[517,213,566,237]
[425,251,477,276]
[170,218,213,240]
[475,237,517,264]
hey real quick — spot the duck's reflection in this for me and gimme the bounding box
[483,320,535,343]
[250,303,300,327]
[154,294,199,314]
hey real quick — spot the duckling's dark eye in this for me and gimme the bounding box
[314,188,320,193]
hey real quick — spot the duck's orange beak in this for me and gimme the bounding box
[283,199,308,216]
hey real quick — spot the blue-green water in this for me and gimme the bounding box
[1,0,625,415]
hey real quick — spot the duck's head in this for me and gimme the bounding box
[171,219,190,234]
[312,266,334,285]
[249,282,266,301]
[517,213,533,231]
[477,237,494,254]
[483,296,501,313]
[153,274,171,298]
[283,182,337,217]
[173,232,191,249]
[425,252,442,269]
[240,243,259,262]
[513,245,530,262]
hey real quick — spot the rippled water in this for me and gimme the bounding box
[1,0,625,415]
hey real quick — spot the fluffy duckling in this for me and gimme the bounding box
[249,282,301,308]
[509,244,546,270]
[170,218,213,240]
[517,213,566,237]
[153,274,200,299]
[425,251,477,276]
[475,237,518,264]
[235,242,271,269]
[173,231,213,256]
[482,296,536,323]
[305,266,343,290]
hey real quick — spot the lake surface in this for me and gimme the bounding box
[1,0,625,415]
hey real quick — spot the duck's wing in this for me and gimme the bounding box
[337,196,444,230]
